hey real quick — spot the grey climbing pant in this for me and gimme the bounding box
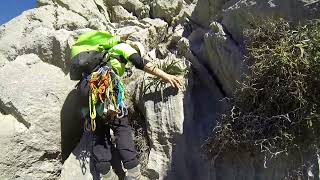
[92,115,139,175]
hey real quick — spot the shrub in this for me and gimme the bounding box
[203,18,320,178]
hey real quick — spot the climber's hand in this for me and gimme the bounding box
[143,62,184,89]
[163,74,183,89]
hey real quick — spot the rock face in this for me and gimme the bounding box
[110,6,138,22]
[0,0,319,179]
[190,0,320,95]
[151,0,183,23]
[135,57,188,179]
[114,18,168,51]
[221,0,320,43]
[0,54,76,179]
[203,21,243,95]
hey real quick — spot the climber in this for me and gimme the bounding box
[70,31,183,180]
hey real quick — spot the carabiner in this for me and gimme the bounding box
[91,118,96,132]
[116,105,125,119]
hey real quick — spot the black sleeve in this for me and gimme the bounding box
[128,53,149,70]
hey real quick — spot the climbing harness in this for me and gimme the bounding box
[86,65,127,132]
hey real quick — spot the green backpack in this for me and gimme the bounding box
[69,31,121,80]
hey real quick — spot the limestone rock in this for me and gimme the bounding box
[110,5,138,22]
[0,5,56,62]
[134,52,227,179]
[190,0,228,27]
[116,18,168,51]
[59,132,95,180]
[170,24,184,45]
[0,54,76,179]
[87,18,109,30]
[1,0,319,179]
[151,0,183,23]
[0,5,84,68]
[135,69,186,179]
[172,2,196,25]
[37,0,55,6]
[0,114,27,137]
[17,28,76,72]
[105,0,150,18]
[136,18,168,48]
[177,37,221,96]
[53,0,109,23]
[56,6,88,30]
[221,0,320,43]
[203,21,243,96]
[143,93,184,179]
[0,53,7,68]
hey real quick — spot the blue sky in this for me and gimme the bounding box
[0,0,36,25]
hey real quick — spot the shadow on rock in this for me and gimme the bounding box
[140,85,179,104]
[60,131,126,180]
[60,89,84,162]
[165,72,225,180]
[60,89,126,179]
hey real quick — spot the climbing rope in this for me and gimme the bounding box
[87,65,127,131]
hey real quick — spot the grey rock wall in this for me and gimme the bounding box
[189,0,320,95]
[0,0,319,179]
[0,54,76,179]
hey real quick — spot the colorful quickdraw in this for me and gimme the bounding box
[87,65,127,131]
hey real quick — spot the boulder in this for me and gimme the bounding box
[221,0,320,43]
[0,114,27,137]
[53,0,110,23]
[0,54,76,179]
[203,21,243,96]
[190,0,228,27]
[151,0,183,23]
[115,18,168,51]
[110,5,138,22]
[17,27,76,72]
[0,53,7,68]
[37,0,55,6]
[56,6,88,30]
[0,5,57,62]
[135,66,187,179]
[172,2,196,25]
[105,0,150,18]
[59,132,95,180]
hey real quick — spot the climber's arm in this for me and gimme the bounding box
[143,62,183,89]
[128,53,182,89]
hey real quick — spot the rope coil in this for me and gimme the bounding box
[87,65,127,131]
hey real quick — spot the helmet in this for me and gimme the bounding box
[126,41,145,57]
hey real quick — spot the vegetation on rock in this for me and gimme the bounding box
[203,17,320,178]
[143,54,188,93]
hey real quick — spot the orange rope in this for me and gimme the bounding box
[90,71,112,103]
